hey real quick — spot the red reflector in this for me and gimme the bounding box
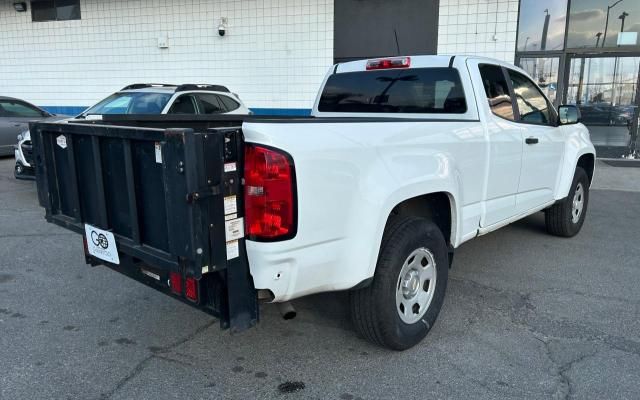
[82,235,89,255]
[244,144,296,240]
[366,56,411,70]
[185,277,198,302]
[169,272,182,295]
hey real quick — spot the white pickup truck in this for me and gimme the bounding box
[32,55,595,350]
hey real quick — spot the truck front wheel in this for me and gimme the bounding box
[545,167,589,237]
[350,217,449,350]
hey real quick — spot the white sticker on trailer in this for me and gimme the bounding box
[155,142,162,163]
[226,240,239,260]
[84,224,120,265]
[225,218,244,241]
[224,162,237,172]
[56,135,67,149]
[224,195,237,215]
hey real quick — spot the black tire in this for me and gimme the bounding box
[350,216,449,350]
[545,167,589,237]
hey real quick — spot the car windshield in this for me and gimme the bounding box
[84,92,172,115]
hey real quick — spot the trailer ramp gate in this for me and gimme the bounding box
[30,120,257,333]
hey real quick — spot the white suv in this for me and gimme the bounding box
[15,83,250,179]
[79,83,250,118]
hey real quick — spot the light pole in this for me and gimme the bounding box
[619,11,629,33]
[602,0,624,48]
[541,9,550,51]
[595,32,603,47]
[531,44,538,77]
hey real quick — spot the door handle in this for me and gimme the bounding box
[525,137,539,145]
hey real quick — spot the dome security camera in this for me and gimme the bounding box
[218,24,226,36]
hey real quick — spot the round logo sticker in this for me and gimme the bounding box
[90,230,109,249]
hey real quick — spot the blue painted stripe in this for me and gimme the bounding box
[40,106,312,117]
[41,106,87,116]
[250,108,311,116]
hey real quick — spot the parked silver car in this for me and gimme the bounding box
[0,96,55,157]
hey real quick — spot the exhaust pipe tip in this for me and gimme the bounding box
[277,301,296,320]
[282,310,296,320]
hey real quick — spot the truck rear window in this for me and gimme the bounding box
[318,68,467,114]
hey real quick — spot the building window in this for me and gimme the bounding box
[517,0,568,52]
[518,57,560,105]
[566,0,640,49]
[31,0,81,22]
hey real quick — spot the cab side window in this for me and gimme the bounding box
[507,70,551,125]
[168,95,197,114]
[478,64,515,121]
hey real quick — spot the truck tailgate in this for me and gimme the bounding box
[30,120,257,332]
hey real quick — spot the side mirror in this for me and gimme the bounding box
[558,105,581,125]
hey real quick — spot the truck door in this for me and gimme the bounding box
[505,69,565,213]
[472,62,524,227]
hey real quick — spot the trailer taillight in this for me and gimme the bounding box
[366,57,411,70]
[185,277,198,302]
[169,272,182,295]
[244,144,296,241]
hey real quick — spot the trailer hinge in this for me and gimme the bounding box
[186,185,222,203]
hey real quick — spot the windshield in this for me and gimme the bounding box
[84,92,172,115]
[318,67,467,114]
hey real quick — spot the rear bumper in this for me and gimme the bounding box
[14,146,35,180]
[247,237,364,302]
[15,140,36,180]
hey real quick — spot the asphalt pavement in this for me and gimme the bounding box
[1,157,639,400]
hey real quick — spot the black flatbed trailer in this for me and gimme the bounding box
[30,116,258,333]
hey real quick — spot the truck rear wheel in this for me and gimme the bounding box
[350,216,448,350]
[545,167,589,237]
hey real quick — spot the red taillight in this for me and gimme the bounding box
[244,144,296,240]
[169,272,182,295]
[185,277,198,302]
[366,57,411,70]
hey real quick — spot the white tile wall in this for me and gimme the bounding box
[437,0,519,64]
[0,0,334,110]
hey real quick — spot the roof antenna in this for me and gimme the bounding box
[394,29,401,56]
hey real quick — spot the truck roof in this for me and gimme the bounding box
[313,54,533,119]
[335,55,527,76]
